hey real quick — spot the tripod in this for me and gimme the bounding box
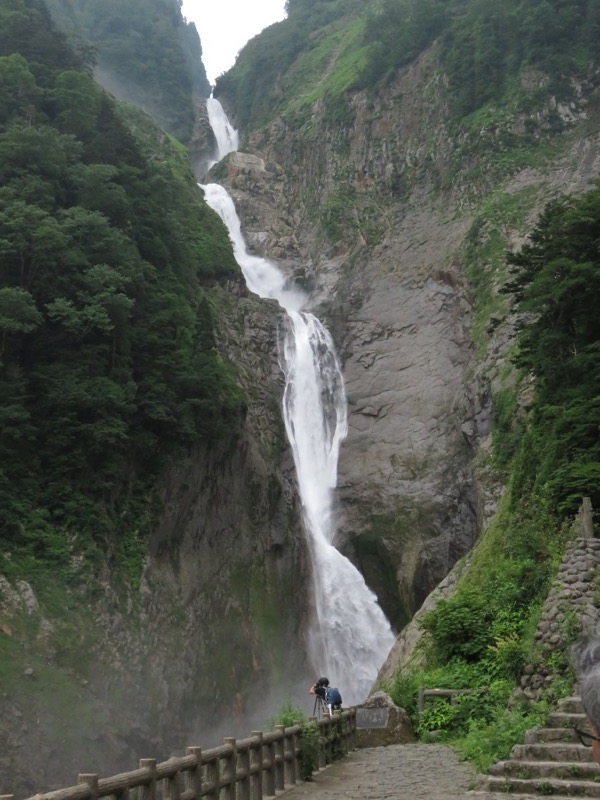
[313,694,331,718]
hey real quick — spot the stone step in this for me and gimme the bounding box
[546,710,586,728]
[470,794,594,800]
[476,775,600,797]
[470,794,592,800]
[488,759,600,780]
[523,726,579,744]
[558,696,585,714]
[510,742,594,762]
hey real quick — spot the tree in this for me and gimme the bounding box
[0,53,38,124]
[0,286,41,364]
[505,186,600,514]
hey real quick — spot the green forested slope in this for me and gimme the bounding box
[217,0,600,131]
[43,0,210,142]
[362,0,600,116]
[215,0,366,131]
[0,0,241,583]
[504,187,600,515]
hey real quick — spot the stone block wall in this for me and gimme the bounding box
[518,536,600,700]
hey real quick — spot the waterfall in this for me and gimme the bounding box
[203,101,395,704]
[206,97,239,166]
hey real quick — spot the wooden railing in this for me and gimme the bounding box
[2,710,356,800]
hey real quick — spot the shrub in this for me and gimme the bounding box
[299,720,321,780]
[267,696,305,729]
[421,588,493,663]
[455,700,550,772]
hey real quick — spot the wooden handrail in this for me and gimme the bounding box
[17,710,356,800]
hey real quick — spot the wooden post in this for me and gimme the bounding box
[251,731,264,800]
[282,726,295,786]
[293,721,302,783]
[309,717,325,770]
[78,774,98,800]
[338,714,346,755]
[274,726,285,790]
[579,497,595,539]
[140,759,157,800]
[347,711,355,752]
[324,718,333,765]
[185,747,203,800]
[223,738,237,800]
[204,756,219,800]
[164,760,181,800]
[263,737,275,797]
[237,742,250,800]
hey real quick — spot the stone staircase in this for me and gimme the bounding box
[471,695,600,798]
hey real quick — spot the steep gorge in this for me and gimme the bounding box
[212,31,600,629]
[3,0,600,794]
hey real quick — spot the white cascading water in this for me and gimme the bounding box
[202,100,395,704]
[206,96,239,166]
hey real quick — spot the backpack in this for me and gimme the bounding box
[326,687,342,707]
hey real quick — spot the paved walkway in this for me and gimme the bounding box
[279,744,483,799]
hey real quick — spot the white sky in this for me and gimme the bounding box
[181,0,288,85]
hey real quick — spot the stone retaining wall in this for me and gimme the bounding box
[518,535,600,700]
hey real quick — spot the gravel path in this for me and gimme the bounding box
[278,744,480,799]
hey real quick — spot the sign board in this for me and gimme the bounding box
[356,707,389,729]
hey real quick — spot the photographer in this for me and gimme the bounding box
[309,676,329,702]
[309,676,342,715]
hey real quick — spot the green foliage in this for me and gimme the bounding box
[422,589,493,663]
[503,185,600,517]
[421,500,563,670]
[215,20,305,131]
[322,188,356,243]
[299,720,321,780]
[0,1,243,580]
[557,608,583,645]
[536,780,558,795]
[268,697,306,729]
[216,0,364,132]
[592,570,600,608]
[388,668,421,718]
[455,699,550,771]
[389,495,573,768]
[418,699,457,735]
[492,389,526,469]
[328,715,345,761]
[359,0,600,118]
[463,186,544,354]
[360,0,447,87]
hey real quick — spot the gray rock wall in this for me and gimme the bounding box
[216,44,600,634]
[218,53,482,630]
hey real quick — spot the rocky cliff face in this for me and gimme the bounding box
[213,50,479,631]
[214,44,600,634]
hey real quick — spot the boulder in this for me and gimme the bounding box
[355,692,415,747]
